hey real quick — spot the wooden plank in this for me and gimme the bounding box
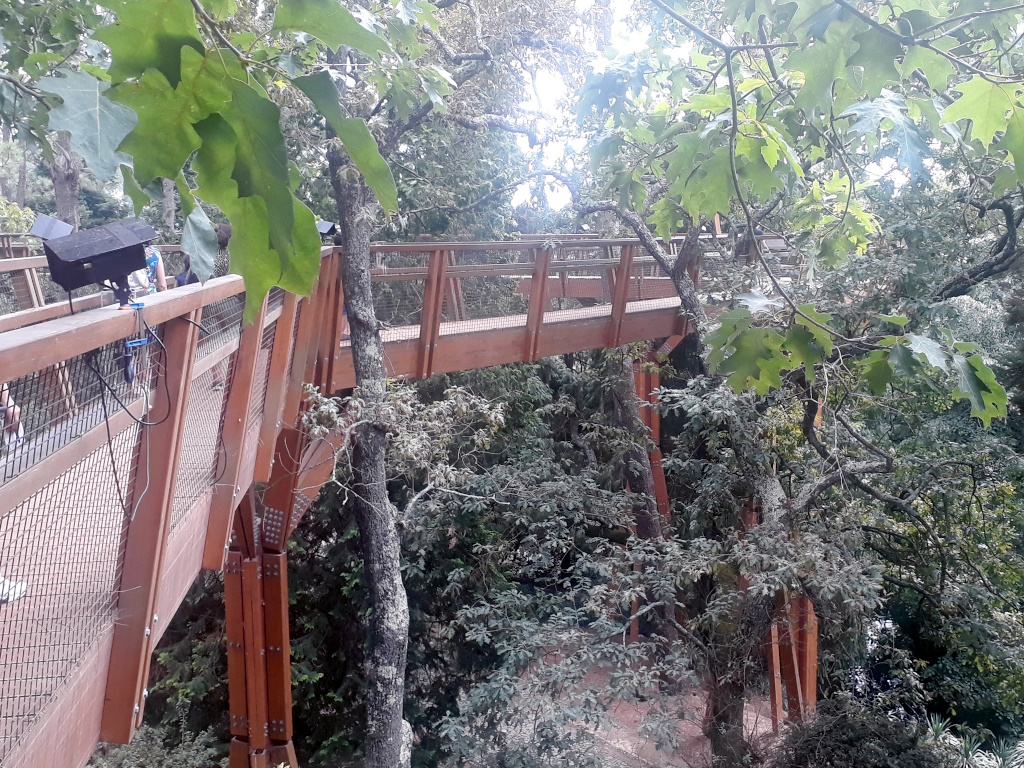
[202,299,268,570]
[192,336,241,380]
[0,275,245,382]
[798,596,818,717]
[0,291,112,333]
[261,427,304,553]
[0,255,47,272]
[224,553,249,738]
[241,557,270,751]
[523,248,552,361]
[263,553,293,742]
[152,487,213,646]
[609,245,635,348]
[100,311,201,742]
[255,293,300,483]
[417,249,448,379]
[282,295,316,427]
[767,622,784,733]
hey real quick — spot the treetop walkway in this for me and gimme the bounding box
[0,233,800,768]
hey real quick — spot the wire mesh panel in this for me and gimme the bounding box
[197,295,245,361]
[543,259,616,325]
[439,249,533,336]
[169,358,235,533]
[1,334,160,486]
[0,333,153,761]
[367,251,430,342]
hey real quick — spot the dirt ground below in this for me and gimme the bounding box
[585,671,777,768]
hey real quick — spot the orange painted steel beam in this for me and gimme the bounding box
[100,310,201,743]
[417,249,449,379]
[255,293,301,483]
[203,298,269,570]
[523,248,553,362]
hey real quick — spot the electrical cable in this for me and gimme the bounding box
[91,362,129,515]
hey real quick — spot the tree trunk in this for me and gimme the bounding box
[162,177,176,232]
[49,133,81,230]
[329,162,411,768]
[16,133,27,206]
[705,674,749,766]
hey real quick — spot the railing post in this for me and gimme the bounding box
[255,293,300,483]
[523,247,553,361]
[202,298,268,571]
[100,309,201,742]
[417,248,448,379]
[608,245,635,348]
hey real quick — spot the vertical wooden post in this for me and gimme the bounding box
[264,553,293,745]
[224,552,249,741]
[100,310,201,742]
[255,293,300,483]
[317,251,340,392]
[417,249,448,379]
[523,248,553,361]
[241,556,270,757]
[203,299,268,570]
[798,595,818,716]
[768,622,784,732]
[608,245,635,348]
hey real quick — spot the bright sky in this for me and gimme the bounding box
[510,0,645,211]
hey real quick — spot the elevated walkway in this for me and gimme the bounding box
[0,236,723,768]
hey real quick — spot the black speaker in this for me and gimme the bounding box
[43,218,157,304]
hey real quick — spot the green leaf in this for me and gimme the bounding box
[900,44,955,90]
[705,308,752,371]
[848,28,902,98]
[794,304,834,355]
[862,349,895,395]
[879,313,909,327]
[219,80,296,264]
[121,164,151,215]
[38,69,138,182]
[292,71,398,212]
[889,341,923,377]
[717,326,788,394]
[952,354,1008,426]
[784,30,858,114]
[111,69,200,186]
[941,75,1018,147]
[906,333,948,371]
[181,205,218,282]
[95,0,206,86]
[995,106,1024,181]
[273,0,388,60]
[782,324,826,381]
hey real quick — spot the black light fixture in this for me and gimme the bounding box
[43,218,157,306]
[316,220,337,237]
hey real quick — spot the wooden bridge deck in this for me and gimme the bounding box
[0,236,723,768]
